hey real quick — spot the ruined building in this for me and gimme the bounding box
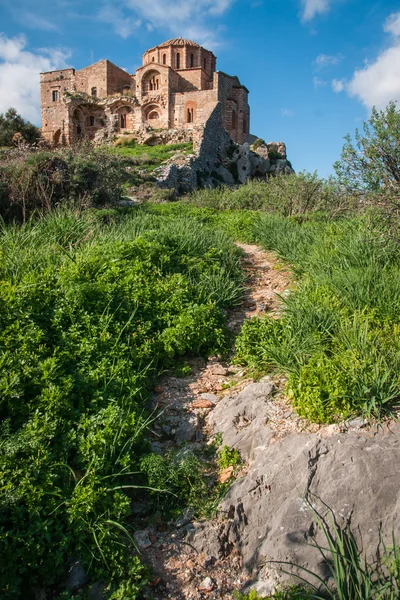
[40,38,250,146]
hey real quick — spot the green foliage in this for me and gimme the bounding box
[233,586,313,599]
[234,211,400,422]
[115,142,193,172]
[251,138,266,150]
[217,445,241,470]
[0,145,130,221]
[334,100,400,204]
[0,107,40,146]
[0,207,244,597]
[189,173,348,217]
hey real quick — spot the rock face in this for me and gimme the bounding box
[155,103,294,192]
[185,381,400,595]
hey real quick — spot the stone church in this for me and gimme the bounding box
[40,38,250,146]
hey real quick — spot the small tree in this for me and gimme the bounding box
[334,101,400,207]
[0,108,41,147]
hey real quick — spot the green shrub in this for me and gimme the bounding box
[0,145,130,221]
[0,207,244,597]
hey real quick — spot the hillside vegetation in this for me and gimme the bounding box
[0,102,400,598]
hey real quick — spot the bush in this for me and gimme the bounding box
[190,173,349,217]
[0,207,244,597]
[0,145,130,221]
[334,101,400,206]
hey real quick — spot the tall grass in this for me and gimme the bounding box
[234,211,400,421]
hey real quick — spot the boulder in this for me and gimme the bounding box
[186,381,400,594]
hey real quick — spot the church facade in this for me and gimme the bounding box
[40,38,250,146]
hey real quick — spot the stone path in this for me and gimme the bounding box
[136,244,292,599]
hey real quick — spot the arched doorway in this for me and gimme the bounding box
[116,106,134,131]
[53,129,61,146]
[143,104,162,127]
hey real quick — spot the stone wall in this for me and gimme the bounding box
[155,102,294,192]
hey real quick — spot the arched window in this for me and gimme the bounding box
[190,53,194,68]
[232,109,237,130]
[91,87,97,97]
[148,111,159,120]
[203,57,207,70]
[142,70,161,95]
[185,102,196,124]
[163,54,167,65]
[176,53,180,69]
[121,114,127,128]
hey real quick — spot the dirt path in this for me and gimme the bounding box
[137,245,292,599]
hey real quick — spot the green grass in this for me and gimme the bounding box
[0,205,244,598]
[114,142,193,172]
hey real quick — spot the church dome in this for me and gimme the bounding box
[158,38,201,48]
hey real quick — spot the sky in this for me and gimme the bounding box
[0,0,400,176]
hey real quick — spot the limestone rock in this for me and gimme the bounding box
[133,530,152,550]
[186,382,400,594]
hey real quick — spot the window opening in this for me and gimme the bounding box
[89,116,95,126]
[190,53,194,68]
[176,53,180,69]
[232,110,237,130]
[91,87,97,97]
[120,114,127,128]
[163,54,167,65]
[52,90,59,102]
[187,108,194,123]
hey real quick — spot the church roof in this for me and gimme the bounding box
[145,37,215,55]
[158,38,201,48]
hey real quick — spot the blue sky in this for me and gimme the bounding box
[0,0,400,176]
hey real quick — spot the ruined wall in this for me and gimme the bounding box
[106,62,133,95]
[74,61,132,97]
[75,61,109,98]
[40,68,76,144]
[215,72,250,144]
[170,89,218,130]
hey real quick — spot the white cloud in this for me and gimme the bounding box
[340,11,400,109]
[346,43,400,109]
[313,76,327,87]
[332,78,344,92]
[0,34,71,124]
[384,11,400,37]
[314,53,343,68]
[100,0,236,47]
[281,108,294,117]
[301,0,330,22]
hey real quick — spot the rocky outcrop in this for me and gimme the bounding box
[185,380,400,595]
[155,103,294,193]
